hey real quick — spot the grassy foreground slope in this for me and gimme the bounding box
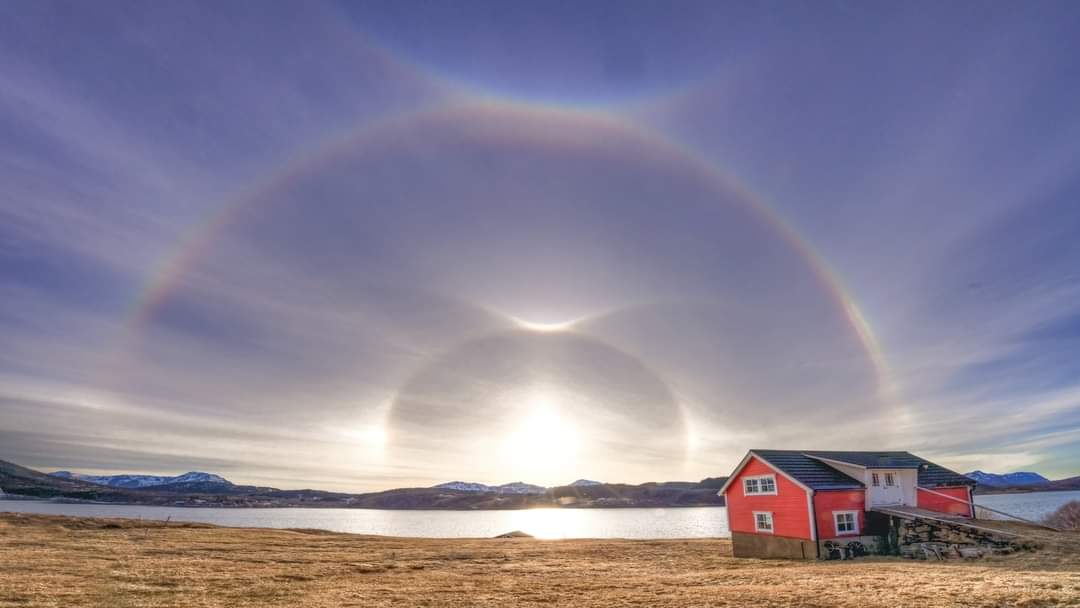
[1,513,1078,608]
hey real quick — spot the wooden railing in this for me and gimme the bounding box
[916,486,1060,531]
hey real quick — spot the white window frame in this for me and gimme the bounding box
[833,510,860,536]
[884,472,896,487]
[871,473,880,487]
[742,474,778,496]
[753,511,774,533]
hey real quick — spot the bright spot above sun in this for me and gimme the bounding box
[341,424,388,448]
[502,393,581,481]
[508,315,583,333]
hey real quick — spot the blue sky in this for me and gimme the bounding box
[1,1,1079,491]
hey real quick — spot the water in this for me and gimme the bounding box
[973,490,1080,522]
[0,500,728,539]
[3,490,1072,538]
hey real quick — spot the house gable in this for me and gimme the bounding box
[724,454,814,541]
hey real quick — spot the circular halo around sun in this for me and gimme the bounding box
[120,103,885,483]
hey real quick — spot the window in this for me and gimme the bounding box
[834,511,859,535]
[743,474,777,495]
[754,511,774,533]
[884,473,895,487]
[871,473,880,487]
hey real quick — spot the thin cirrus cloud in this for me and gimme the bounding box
[1,1,1079,491]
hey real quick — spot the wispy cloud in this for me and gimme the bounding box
[2,2,1079,489]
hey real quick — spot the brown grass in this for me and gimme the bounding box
[1,513,1079,607]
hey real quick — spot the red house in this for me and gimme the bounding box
[719,450,976,559]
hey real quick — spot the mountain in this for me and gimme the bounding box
[497,482,546,494]
[696,477,728,489]
[1046,476,1080,491]
[569,479,603,487]
[434,481,497,493]
[49,470,231,489]
[3,457,726,509]
[433,481,546,495]
[965,470,1050,487]
[1,459,131,501]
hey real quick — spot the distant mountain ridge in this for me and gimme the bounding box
[433,481,547,495]
[2,458,727,509]
[50,471,231,489]
[433,480,606,493]
[570,479,603,487]
[965,470,1050,487]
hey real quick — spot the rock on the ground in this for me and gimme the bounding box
[494,530,533,538]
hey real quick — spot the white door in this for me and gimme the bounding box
[868,470,904,506]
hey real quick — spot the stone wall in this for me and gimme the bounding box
[894,518,1033,559]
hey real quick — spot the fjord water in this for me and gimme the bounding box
[0,502,728,539]
[973,489,1080,521]
[2,491,1074,538]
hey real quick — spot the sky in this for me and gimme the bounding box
[2,1,1080,492]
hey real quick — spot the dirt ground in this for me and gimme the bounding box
[1,513,1078,607]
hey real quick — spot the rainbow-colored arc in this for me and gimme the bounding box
[114,96,896,407]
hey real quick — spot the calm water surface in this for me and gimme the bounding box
[973,489,1080,521]
[0,501,728,539]
[2,490,1074,538]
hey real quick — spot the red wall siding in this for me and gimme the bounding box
[814,489,866,539]
[726,456,812,540]
[917,486,973,517]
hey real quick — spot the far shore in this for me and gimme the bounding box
[2,512,1078,607]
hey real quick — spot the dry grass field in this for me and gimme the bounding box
[1,513,1078,607]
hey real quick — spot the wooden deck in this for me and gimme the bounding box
[873,505,1013,531]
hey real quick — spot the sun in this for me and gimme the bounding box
[501,392,581,482]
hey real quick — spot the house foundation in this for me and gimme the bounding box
[731,532,817,559]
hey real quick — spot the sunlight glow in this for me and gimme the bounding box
[341,425,388,448]
[501,393,581,481]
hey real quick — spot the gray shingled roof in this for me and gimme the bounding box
[804,451,921,469]
[750,450,864,490]
[802,450,975,488]
[747,450,975,490]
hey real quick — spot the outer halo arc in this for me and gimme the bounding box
[108,98,898,435]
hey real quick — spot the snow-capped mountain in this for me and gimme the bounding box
[433,481,493,493]
[965,470,1049,487]
[569,479,603,487]
[497,482,546,494]
[433,481,546,495]
[49,471,231,489]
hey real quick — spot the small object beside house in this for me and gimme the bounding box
[718,450,977,559]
